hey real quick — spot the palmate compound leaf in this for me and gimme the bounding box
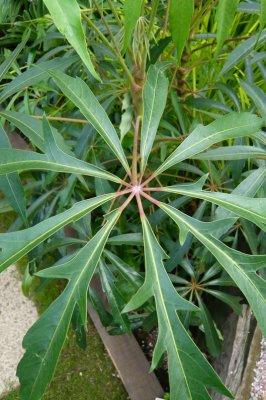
[152,113,263,177]
[46,70,131,174]
[17,209,120,400]
[123,216,233,400]
[160,203,266,338]
[161,174,266,231]
[0,193,115,272]
[0,117,121,184]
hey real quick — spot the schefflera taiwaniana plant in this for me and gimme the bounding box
[0,63,266,400]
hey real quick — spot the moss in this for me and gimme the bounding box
[0,222,128,400]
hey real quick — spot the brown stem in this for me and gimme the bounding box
[140,190,160,206]
[131,116,141,184]
[136,192,145,218]
[142,187,163,192]
[33,116,90,124]
[119,192,135,213]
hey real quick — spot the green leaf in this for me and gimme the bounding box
[196,294,222,357]
[215,0,239,56]
[47,71,130,173]
[160,203,266,337]
[17,209,120,400]
[169,0,194,63]
[162,176,266,231]
[0,56,77,103]
[124,216,232,399]
[99,260,130,332]
[123,0,143,53]
[43,0,100,81]
[0,111,71,154]
[0,193,115,272]
[204,289,242,315]
[0,30,30,82]
[140,63,169,174]
[0,118,121,184]
[218,30,266,77]
[0,124,27,225]
[154,113,263,176]
[240,80,266,121]
[260,0,266,31]
[192,145,266,160]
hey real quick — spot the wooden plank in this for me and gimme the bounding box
[88,276,164,400]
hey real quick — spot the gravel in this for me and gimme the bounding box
[0,265,38,396]
[250,338,266,400]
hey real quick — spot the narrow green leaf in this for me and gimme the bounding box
[240,80,266,121]
[140,63,169,173]
[123,0,143,53]
[162,177,266,230]
[43,0,100,81]
[169,0,194,63]
[154,113,263,176]
[0,56,77,103]
[47,71,130,173]
[0,124,27,225]
[196,295,222,357]
[0,111,71,154]
[215,0,239,56]
[204,289,242,315]
[0,148,121,183]
[160,203,266,337]
[218,30,266,77]
[260,0,266,31]
[192,145,266,160]
[0,30,30,82]
[0,193,115,272]
[99,260,130,332]
[17,209,120,400]
[124,217,232,399]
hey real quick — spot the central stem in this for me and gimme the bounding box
[132,116,141,185]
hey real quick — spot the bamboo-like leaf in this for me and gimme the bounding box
[260,0,266,31]
[99,260,130,332]
[169,0,194,63]
[0,118,121,184]
[17,209,120,400]
[140,63,168,174]
[47,71,130,173]
[123,0,144,53]
[192,145,266,160]
[240,80,266,121]
[0,110,70,154]
[215,0,239,56]
[218,30,266,77]
[162,175,266,230]
[0,124,27,225]
[196,294,222,357]
[154,113,263,176]
[0,30,30,81]
[0,193,115,272]
[43,0,100,81]
[160,203,266,337]
[124,216,232,400]
[0,56,77,103]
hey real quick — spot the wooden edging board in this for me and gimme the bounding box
[88,276,164,400]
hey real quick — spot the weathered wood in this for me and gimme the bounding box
[211,305,261,400]
[88,276,164,400]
